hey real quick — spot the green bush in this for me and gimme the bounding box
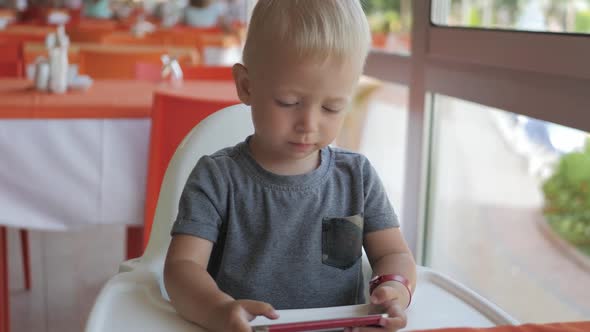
[367,10,402,34]
[542,138,590,245]
[468,8,482,27]
[575,10,590,33]
[362,0,400,15]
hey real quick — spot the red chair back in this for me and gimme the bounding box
[135,63,233,82]
[0,40,23,62]
[66,23,117,43]
[134,62,161,82]
[183,65,233,81]
[143,93,236,246]
[0,60,23,77]
[79,49,166,79]
[100,32,168,46]
[0,30,46,45]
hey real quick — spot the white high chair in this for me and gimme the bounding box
[85,104,518,332]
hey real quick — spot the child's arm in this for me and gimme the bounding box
[363,227,416,330]
[164,234,279,332]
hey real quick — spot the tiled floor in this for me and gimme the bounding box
[8,225,125,332]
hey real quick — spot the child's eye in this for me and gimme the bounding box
[275,99,298,107]
[322,106,341,113]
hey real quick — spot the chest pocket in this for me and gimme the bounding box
[321,214,363,269]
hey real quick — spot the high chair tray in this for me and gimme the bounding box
[85,266,517,332]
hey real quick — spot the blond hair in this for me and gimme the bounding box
[242,0,371,71]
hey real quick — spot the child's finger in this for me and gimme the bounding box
[378,315,406,331]
[384,303,407,329]
[224,306,256,332]
[353,315,405,332]
[239,299,280,320]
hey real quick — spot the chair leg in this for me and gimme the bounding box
[1,226,10,332]
[19,230,31,290]
[125,226,144,260]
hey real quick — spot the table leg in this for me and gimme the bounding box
[0,226,10,332]
[19,230,31,290]
[125,226,144,260]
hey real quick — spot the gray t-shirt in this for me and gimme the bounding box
[171,137,399,309]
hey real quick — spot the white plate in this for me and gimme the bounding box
[68,75,93,90]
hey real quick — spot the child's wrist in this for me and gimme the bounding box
[205,297,235,330]
[369,274,412,308]
[376,281,411,309]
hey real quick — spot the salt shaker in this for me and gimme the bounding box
[48,26,69,94]
[49,48,67,94]
[34,58,50,91]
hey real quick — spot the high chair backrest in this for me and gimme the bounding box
[141,104,254,276]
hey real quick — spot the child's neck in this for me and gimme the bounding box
[248,140,320,176]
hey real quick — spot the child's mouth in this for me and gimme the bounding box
[289,142,314,151]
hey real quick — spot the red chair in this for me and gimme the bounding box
[142,93,237,246]
[183,65,233,81]
[0,61,23,77]
[0,40,24,74]
[135,62,233,82]
[0,40,23,61]
[100,32,168,46]
[66,8,82,27]
[134,62,161,82]
[66,23,117,43]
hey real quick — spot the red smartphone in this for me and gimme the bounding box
[251,313,386,332]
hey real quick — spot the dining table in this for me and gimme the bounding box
[0,77,239,332]
[0,78,238,229]
[23,41,200,67]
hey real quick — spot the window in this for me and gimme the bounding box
[363,0,413,54]
[424,95,590,322]
[431,0,590,34]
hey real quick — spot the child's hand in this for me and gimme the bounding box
[211,299,279,332]
[345,284,408,332]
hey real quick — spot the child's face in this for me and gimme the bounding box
[234,53,360,172]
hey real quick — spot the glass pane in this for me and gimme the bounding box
[333,78,409,225]
[363,0,412,55]
[432,0,590,34]
[425,94,590,322]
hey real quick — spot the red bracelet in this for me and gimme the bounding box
[369,274,412,308]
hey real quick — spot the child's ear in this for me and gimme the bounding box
[232,63,251,105]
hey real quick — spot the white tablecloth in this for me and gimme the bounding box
[0,119,150,230]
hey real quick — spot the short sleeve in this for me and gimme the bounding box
[361,157,400,233]
[171,155,228,243]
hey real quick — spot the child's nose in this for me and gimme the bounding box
[295,107,319,133]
